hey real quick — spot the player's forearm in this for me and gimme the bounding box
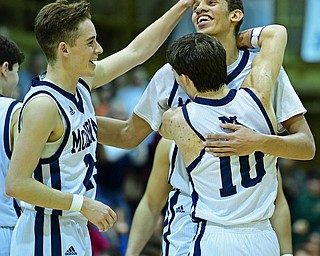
[256,132,314,160]
[6,175,73,210]
[97,114,153,149]
[96,116,131,148]
[126,196,162,256]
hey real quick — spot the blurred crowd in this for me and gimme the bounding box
[3,30,320,256]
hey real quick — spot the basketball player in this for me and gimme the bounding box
[5,0,195,255]
[0,35,24,256]
[100,1,314,255]
[125,139,291,256]
[159,28,286,255]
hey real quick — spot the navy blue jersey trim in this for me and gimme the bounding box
[20,90,71,163]
[186,148,205,174]
[193,89,237,106]
[191,220,207,256]
[168,80,179,108]
[51,215,62,256]
[79,78,91,94]
[168,144,178,185]
[182,105,205,141]
[31,76,85,113]
[50,161,63,215]
[163,189,180,256]
[226,49,250,85]
[241,88,276,135]
[4,100,20,159]
[35,211,45,256]
[13,198,22,217]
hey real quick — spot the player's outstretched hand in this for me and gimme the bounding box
[204,123,261,157]
[81,197,117,232]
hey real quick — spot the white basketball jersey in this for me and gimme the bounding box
[0,96,22,227]
[19,77,97,220]
[183,88,278,225]
[134,49,306,133]
[134,49,305,193]
[167,49,259,194]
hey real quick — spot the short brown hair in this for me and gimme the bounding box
[167,33,227,93]
[34,0,91,62]
[226,0,244,36]
[0,35,25,70]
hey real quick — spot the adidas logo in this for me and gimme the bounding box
[176,205,185,213]
[65,246,77,255]
[69,106,75,115]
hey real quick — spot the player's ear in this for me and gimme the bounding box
[0,62,9,78]
[181,74,192,86]
[231,9,244,23]
[59,42,70,57]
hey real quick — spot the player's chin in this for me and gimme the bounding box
[84,68,96,77]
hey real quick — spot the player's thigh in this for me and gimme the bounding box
[189,221,279,256]
[162,191,196,256]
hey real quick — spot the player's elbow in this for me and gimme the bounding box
[6,178,17,198]
[306,141,316,160]
[5,171,24,199]
[264,25,287,45]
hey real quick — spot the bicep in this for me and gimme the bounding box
[10,98,60,178]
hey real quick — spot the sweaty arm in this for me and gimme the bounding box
[125,138,173,256]
[6,97,116,232]
[88,0,195,89]
[205,25,315,160]
[270,171,293,255]
[97,113,153,149]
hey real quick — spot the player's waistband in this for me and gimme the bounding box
[202,219,272,232]
[22,208,88,224]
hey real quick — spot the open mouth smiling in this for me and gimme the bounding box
[197,15,213,26]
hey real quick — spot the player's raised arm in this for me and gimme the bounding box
[240,25,287,106]
[204,24,314,160]
[87,0,195,89]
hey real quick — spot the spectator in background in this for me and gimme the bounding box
[93,68,158,256]
[114,66,149,116]
[17,49,46,100]
[291,167,320,247]
[279,158,308,208]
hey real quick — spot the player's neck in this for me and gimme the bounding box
[45,64,78,95]
[216,34,239,66]
[195,85,229,100]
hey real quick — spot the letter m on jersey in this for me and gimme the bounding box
[218,116,239,124]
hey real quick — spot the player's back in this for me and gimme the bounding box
[182,88,278,225]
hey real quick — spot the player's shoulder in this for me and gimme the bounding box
[154,63,174,77]
[162,107,183,122]
[149,63,175,90]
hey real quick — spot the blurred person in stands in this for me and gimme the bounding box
[18,49,46,100]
